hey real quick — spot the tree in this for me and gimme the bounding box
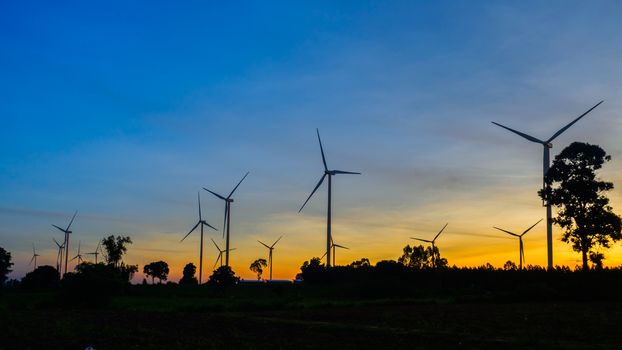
[398,245,447,269]
[20,265,60,290]
[207,266,240,286]
[179,263,198,285]
[299,257,325,282]
[101,235,133,267]
[503,260,518,271]
[0,246,13,285]
[249,258,267,280]
[539,142,622,271]
[143,261,169,284]
[349,258,371,268]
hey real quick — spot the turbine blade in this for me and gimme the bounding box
[491,122,545,144]
[299,174,326,212]
[522,218,543,236]
[316,128,328,171]
[493,226,520,237]
[29,255,35,265]
[203,221,218,231]
[229,248,237,251]
[332,170,361,175]
[320,251,327,259]
[52,224,66,233]
[258,240,271,249]
[228,171,249,199]
[66,210,78,231]
[214,253,222,269]
[211,238,221,251]
[410,237,432,243]
[271,235,283,248]
[433,223,449,242]
[222,203,228,239]
[53,237,62,248]
[198,192,202,220]
[180,221,200,242]
[70,255,79,261]
[547,101,604,143]
[203,188,227,201]
[333,244,349,249]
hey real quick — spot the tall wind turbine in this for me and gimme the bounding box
[257,235,283,281]
[410,223,448,268]
[299,129,361,267]
[180,192,218,284]
[321,236,349,266]
[203,171,249,267]
[71,241,84,265]
[492,100,603,269]
[86,241,102,264]
[52,210,77,275]
[210,238,236,269]
[493,219,542,270]
[29,244,40,270]
[52,238,65,272]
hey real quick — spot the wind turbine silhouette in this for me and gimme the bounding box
[210,238,236,269]
[257,235,283,281]
[86,241,103,264]
[410,223,448,268]
[71,241,84,264]
[52,237,65,272]
[321,236,349,266]
[492,100,603,269]
[299,129,360,267]
[493,219,542,270]
[52,210,77,275]
[181,192,217,284]
[204,172,249,267]
[29,244,40,270]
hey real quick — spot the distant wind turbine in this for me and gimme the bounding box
[210,238,236,269]
[493,219,542,270]
[299,129,360,267]
[71,241,84,264]
[86,241,103,264]
[492,100,603,269]
[52,237,65,272]
[180,192,218,284]
[52,210,77,275]
[410,223,448,268]
[321,235,349,266]
[30,244,40,270]
[204,171,249,267]
[257,235,283,281]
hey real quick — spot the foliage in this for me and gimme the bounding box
[207,266,240,286]
[539,142,622,271]
[299,257,325,282]
[61,262,132,305]
[348,258,371,268]
[143,261,170,284]
[249,258,267,280]
[179,263,198,285]
[398,244,447,268]
[101,235,133,267]
[503,260,518,271]
[0,246,13,285]
[20,265,60,290]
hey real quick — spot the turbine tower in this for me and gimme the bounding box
[492,100,603,269]
[86,241,103,264]
[180,192,217,284]
[410,223,448,268]
[52,237,65,272]
[71,241,84,265]
[29,244,40,270]
[203,171,249,267]
[493,219,542,270]
[257,235,283,281]
[52,210,77,275]
[299,129,360,267]
[210,238,236,269]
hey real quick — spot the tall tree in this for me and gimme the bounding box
[539,142,622,271]
[101,235,133,268]
[179,263,198,285]
[398,245,447,269]
[0,246,14,285]
[249,258,267,280]
[143,261,169,284]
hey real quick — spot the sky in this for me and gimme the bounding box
[2,1,622,282]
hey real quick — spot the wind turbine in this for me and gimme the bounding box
[410,223,448,268]
[492,100,603,269]
[493,219,542,270]
[257,235,283,281]
[29,244,40,270]
[71,241,84,265]
[180,192,218,284]
[203,171,249,267]
[52,210,77,275]
[210,238,236,269]
[299,129,361,267]
[52,237,65,272]
[86,241,103,264]
[321,236,349,266]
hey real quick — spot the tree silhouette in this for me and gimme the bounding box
[21,265,60,290]
[179,263,198,285]
[0,246,13,285]
[398,245,447,268]
[143,261,169,284]
[503,260,518,271]
[348,258,371,268]
[208,266,240,286]
[539,142,622,271]
[102,235,133,267]
[249,258,267,280]
[300,257,325,282]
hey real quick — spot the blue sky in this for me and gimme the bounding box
[2,1,622,281]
